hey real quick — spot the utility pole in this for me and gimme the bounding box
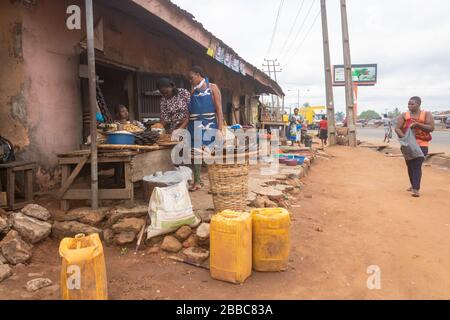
[320,0,336,145]
[85,0,98,209]
[340,0,357,147]
[262,59,282,109]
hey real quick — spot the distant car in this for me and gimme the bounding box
[356,119,368,127]
[446,117,450,129]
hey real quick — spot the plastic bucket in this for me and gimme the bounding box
[106,132,135,145]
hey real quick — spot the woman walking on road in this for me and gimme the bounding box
[319,115,328,148]
[395,96,434,197]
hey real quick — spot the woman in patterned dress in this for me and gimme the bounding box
[156,78,190,133]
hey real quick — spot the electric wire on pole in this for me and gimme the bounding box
[267,0,285,57]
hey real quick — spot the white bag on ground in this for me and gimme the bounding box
[143,166,193,185]
[399,128,424,160]
[146,181,200,240]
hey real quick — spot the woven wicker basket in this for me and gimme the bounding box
[208,162,249,213]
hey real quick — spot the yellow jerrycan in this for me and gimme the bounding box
[59,233,108,300]
[251,208,291,272]
[210,210,252,284]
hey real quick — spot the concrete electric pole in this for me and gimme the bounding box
[262,59,282,109]
[320,0,337,146]
[340,0,357,147]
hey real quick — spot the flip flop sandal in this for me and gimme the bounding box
[189,184,203,192]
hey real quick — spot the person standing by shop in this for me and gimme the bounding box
[395,96,434,198]
[289,108,303,147]
[156,78,190,134]
[187,66,224,192]
[319,115,328,148]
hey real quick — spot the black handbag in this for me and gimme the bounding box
[0,136,15,164]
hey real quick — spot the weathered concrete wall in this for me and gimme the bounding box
[20,0,85,190]
[0,1,28,152]
[0,0,258,190]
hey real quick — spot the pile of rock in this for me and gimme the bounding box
[52,206,148,247]
[0,204,52,283]
[154,222,210,266]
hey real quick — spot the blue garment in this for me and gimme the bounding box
[188,78,218,147]
[96,112,105,123]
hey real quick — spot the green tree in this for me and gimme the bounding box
[335,111,345,122]
[303,102,310,107]
[388,107,401,118]
[359,110,381,120]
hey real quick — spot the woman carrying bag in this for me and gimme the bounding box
[395,96,434,197]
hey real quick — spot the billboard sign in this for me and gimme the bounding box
[333,64,377,86]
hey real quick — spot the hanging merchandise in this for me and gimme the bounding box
[96,82,113,123]
[239,61,246,76]
[224,52,232,68]
[206,47,215,57]
[232,57,240,73]
[215,46,225,63]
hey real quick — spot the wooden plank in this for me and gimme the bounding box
[124,162,134,204]
[57,155,89,199]
[24,169,34,202]
[98,144,160,151]
[63,188,131,200]
[157,141,179,147]
[59,156,131,165]
[58,150,91,157]
[6,168,15,210]
[12,164,36,172]
[0,161,35,169]
[130,149,175,182]
[60,165,70,211]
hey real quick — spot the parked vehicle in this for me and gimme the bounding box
[298,106,326,129]
[446,117,450,129]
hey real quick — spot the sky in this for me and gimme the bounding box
[171,0,450,114]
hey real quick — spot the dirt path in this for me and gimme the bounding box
[1,146,450,300]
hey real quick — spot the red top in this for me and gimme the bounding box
[319,120,328,130]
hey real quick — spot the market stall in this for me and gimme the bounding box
[57,145,175,211]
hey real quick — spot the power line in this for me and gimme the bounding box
[278,0,306,57]
[266,0,285,57]
[279,0,316,61]
[283,9,321,67]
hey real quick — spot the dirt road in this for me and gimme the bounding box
[1,146,450,300]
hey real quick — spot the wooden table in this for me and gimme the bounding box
[57,147,174,211]
[260,121,288,138]
[0,161,36,210]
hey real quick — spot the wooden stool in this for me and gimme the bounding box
[0,161,36,210]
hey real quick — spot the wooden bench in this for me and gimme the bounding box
[0,161,36,210]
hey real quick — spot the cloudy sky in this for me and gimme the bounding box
[172,0,450,114]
